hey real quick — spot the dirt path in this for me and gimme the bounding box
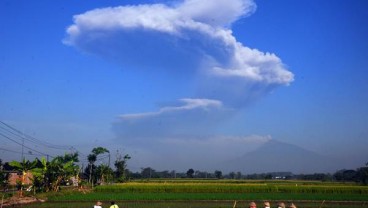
[1,196,45,207]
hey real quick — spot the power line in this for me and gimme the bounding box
[0,124,56,159]
[0,132,54,158]
[0,120,73,150]
[0,120,97,163]
[0,147,44,157]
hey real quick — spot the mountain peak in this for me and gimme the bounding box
[223,139,339,174]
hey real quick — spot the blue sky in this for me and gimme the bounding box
[1,0,368,172]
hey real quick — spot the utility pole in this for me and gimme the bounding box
[21,136,24,161]
[108,153,111,168]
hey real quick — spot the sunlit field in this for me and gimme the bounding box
[15,179,368,208]
[15,200,368,208]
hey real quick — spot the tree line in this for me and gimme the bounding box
[124,165,368,185]
[0,146,131,195]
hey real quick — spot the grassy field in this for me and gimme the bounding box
[93,182,368,194]
[47,192,368,201]
[15,200,368,208]
[13,179,368,208]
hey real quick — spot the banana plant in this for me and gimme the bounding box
[30,157,47,193]
[9,158,38,197]
[48,153,79,192]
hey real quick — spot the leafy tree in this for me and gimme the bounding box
[129,171,142,179]
[170,170,176,178]
[46,153,79,192]
[87,154,97,184]
[114,151,131,182]
[265,174,273,179]
[236,172,242,179]
[194,171,209,178]
[84,164,97,183]
[30,157,47,193]
[0,159,10,190]
[92,147,110,156]
[29,153,79,193]
[156,170,171,178]
[214,170,222,179]
[228,172,236,179]
[356,165,368,185]
[7,153,79,194]
[186,168,194,178]
[58,152,79,163]
[296,173,332,181]
[87,147,109,185]
[333,169,357,182]
[141,167,155,178]
[356,168,368,185]
[9,158,38,197]
[96,164,113,184]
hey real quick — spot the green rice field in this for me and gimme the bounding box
[14,200,368,208]
[12,180,368,208]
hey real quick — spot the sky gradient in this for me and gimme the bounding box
[1,0,368,173]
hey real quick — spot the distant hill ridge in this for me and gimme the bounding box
[222,139,340,174]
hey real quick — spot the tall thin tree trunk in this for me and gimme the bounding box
[89,163,92,184]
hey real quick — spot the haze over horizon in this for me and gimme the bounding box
[1,0,368,174]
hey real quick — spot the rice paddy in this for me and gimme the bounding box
[13,179,368,208]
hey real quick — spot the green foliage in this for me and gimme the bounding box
[14,153,80,193]
[0,159,10,188]
[92,147,109,155]
[30,157,47,193]
[140,167,155,179]
[214,170,223,179]
[114,152,130,182]
[333,163,368,185]
[87,147,110,185]
[46,153,79,191]
[356,167,368,185]
[96,164,113,184]
[186,169,194,178]
[87,154,97,164]
[9,158,38,172]
[54,152,79,163]
[9,158,39,196]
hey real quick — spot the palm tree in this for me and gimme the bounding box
[92,147,109,156]
[87,153,97,184]
[88,147,109,186]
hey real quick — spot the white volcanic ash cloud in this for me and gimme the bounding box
[64,0,293,89]
[112,98,231,144]
[65,0,294,143]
